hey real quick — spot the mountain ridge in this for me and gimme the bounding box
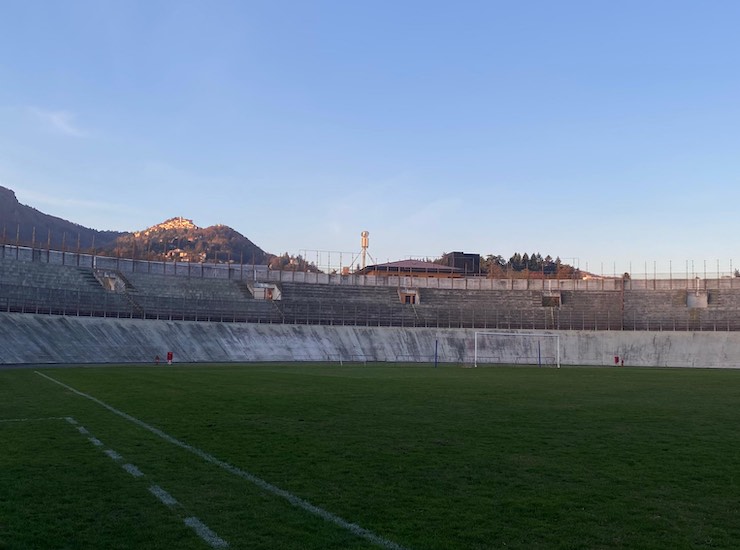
[0,186,123,250]
[0,185,270,264]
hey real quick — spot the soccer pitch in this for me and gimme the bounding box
[2,364,740,549]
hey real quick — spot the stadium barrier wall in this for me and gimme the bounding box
[5,250,740,331]
[2,312,740,368]
[2,244,739,290]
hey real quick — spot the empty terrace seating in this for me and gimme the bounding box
[0,258,134,317]
[557,290,623,330]
[0,257,99,290]
[277,282,419,326]
[125,272,248,300]
[417,288,627,330]
[620,290,739,331]
[122,272,282,322]
[5,254,740,331]
[417,288,551,329]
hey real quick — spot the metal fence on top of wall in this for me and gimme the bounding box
[3,244,740,331]
[2,244,740,290]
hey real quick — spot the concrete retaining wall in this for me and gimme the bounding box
[2,313,740,368]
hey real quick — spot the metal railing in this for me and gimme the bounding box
[3,244,740,331]
[2,282,740,331]
[3,244,740,290]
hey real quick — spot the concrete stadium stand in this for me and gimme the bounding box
[2,312,740,368]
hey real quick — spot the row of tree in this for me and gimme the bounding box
[505,252,561,273]
[436,252,580,278]
[267,253,320,272]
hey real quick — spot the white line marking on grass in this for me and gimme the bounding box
[104,449,123,461]
[122,463,144,478]
[79,428,227,546]
[36,371,409,550]
[149,485,179,507]
[0,417,66,423]
[62,414,230,549]
[184,517,229,548]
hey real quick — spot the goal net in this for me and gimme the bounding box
[473,331,560,368]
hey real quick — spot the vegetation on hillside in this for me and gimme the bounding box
[267,253,320,272]
[435,251,581,278]
[108,218,269,265]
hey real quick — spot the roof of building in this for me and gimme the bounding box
[358,259,461,273]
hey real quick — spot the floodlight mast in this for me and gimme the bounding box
[361,231,369,270]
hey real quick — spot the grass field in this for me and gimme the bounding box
[2,363,740,549]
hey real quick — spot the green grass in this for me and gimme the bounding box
[2,363,740,549]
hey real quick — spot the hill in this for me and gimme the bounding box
[0,186,269,264]
[0,186,123,250]
[0,185,577,275]
[109,217,269,265]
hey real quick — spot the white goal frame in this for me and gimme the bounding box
[474,331,561,368]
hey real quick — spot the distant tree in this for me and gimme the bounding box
[543,255,557,275]
[510,252,524,271]
[483,254,505,269]
[268,253,320,273]
[433,252,450,266]
[528,252,542,271]
[479,254,505,277]
[424,250,579,279]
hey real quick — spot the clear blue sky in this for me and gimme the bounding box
[1,1,739,275]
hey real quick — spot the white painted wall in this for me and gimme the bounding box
[2,313,740,368]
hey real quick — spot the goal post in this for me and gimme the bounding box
[474,331,561,368]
